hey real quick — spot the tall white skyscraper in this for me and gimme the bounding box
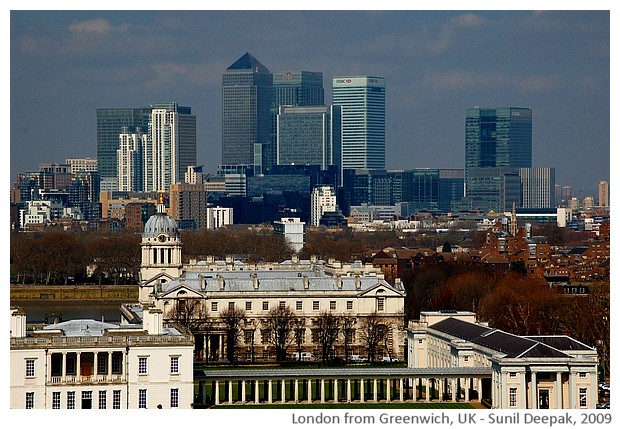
[117,127,146,192]
[332,76,385,170]
[311,185,337,227]
[520,167,555,208]
[143,103,196,192]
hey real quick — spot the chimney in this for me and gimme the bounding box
[217,274,225,290]
[199,274,206,291]
[303,275,309,290]
[10,307,26,338]
[355,274,361,290]
[143,306,163,335]
[292,254,299,263]
[394,278,402,289]
[310,255,318,264]
[337,274,343,290]
[252,273,259,290]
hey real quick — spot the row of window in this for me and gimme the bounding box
[208,299,385,312]
[26,389,179,409]
[507,387,587,408]
[26,355,180,378]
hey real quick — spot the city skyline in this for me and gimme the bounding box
[9,8,611,196]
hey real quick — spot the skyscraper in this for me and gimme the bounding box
[276,105,341,169]
[221,53,273,171]
[117,127,146,192]
[465,107,532,183]
[97,107,150,184]
[332,76,385,170]
[272,71,324,107]
[598,180,609,207]
[143,103,196,192]
[520,167,555,209]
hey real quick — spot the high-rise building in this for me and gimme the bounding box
[332,76,385,170]
[143,103,196,192]
[464,107,532,211]
[97,108,150,182]
[221,53,273,171]
[169,182,206,229]
[117,127,146,192]
[276,105,342,170]
[520,167,555,209]
[598,180,609,207]
[310,185,337,227]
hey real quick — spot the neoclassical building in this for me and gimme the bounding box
[138,199,406,362]
[407,311,599,409]
[10,306,194,409]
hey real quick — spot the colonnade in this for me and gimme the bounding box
[195,374,485,406]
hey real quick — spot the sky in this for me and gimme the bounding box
[8,5,612,197]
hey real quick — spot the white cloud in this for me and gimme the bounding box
[68,18,113,34]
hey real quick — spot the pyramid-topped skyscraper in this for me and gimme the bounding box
[221,53,273,171]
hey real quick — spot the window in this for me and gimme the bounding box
[464,356,469,362]
[170,356,179,374]
[26,359,35,377]
[67,391,75,409]
[346,301,353,310]
[228,301,235,310]
[81,391,93,409]
[262,301,269,311]
[245,301,252,311]
[170,388,179,408]
[112,390,121,409]
[346,329,355,343]
[296,301,302,311]
[211,302,218,312]
[330,301,336,310]
[98,390,107,409]
[313,301,319,311]
[418,339,423,344]
[244,330,254,344]
[261,329,271,344]
[279,301,286,309]
[579,388,587,408]
[138,357,148,374]
[377,297,385,312]
[579,372,587,378]
[138,389,147,409]
[52,392,61,409]
[26,392,34,409]
[509,372,517,377]
[97,354,107,374]
[509,387,517,407]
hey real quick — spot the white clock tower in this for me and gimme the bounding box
[139,192,182,302]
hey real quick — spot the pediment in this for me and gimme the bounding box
[141,271,177,286]
[158,283,206,299]
[357,280,405,297]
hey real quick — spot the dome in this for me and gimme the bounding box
[143,211,179,239]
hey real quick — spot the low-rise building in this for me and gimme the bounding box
[407,311,598,409]
[10,306,194,409]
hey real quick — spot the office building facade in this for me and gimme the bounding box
[333,76,385,170]
[310,185,337,227]
[276,105,342,170]
[222,53,273,171]
[117,127,146,192]
[520,167,555,209]
[598,180,609,207]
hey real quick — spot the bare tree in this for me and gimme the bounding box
[220,306,246,364]
[260,306,297,362]
[292,317,306,362]
[166,298,208,331]
[359,312,387,362]
[313,311,341,364]
[340,314,357,362]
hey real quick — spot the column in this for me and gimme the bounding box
[334,379,339,403]
[530,371,537,409]
[76,352,81,381]
[520,374,527,409]
[207,335,211,361]
[107,352,112,378]
[295,379,299,403]
[281,380,286,404]
[555,372,563,409]
[386,378,391,403]
[62,353,67,382]
[307,379,312,404]
[347,379,352,403]
[425,379,430,402]
[203,334,208,361]
[400,378,404,402]
[373,379,378,402]
[360,379,365,403]
[268,380,273,404]
[464,378,470,402]
[501,372,507,408]
[94,352,98,379]
[321,379,326,403]
[228,380,233,404]
[568,371,576,409]
[255,380,260,404]
[215,380,220,405]
[241,380,246,404]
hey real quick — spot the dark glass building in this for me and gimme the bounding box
[221,53,273,171]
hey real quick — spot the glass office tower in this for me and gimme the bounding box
[221,53,273,171]
[332,76,385,170]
